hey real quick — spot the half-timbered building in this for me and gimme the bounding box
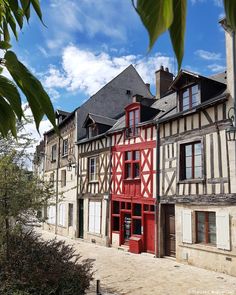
[40,65,153,241]
[109,74,175,254]
[77,113,116,245]
[158,22,236,275]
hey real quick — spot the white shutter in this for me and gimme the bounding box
[216,212,230,250]
[89,202,95,233]
[59,204,66,226]
[182,209,192,244]
[94,202,101,234]
[52,206,56,224]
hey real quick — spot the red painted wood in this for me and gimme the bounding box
[144,214,155,253]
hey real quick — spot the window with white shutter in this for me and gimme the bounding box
[182,209,193,244]
[59,203,66,227]
[89,201,101,234]
[216,212,230,250]
[47,206,56,224]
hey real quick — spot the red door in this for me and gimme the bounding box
[144,214,155,253]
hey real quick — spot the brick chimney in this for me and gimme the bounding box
[155,66,174,99]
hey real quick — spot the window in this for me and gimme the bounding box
[89,201,101,234]
[68,203,73,227]
[62,139,68,157]
[124,150,140,179]
[47,206,55,224]
[51,144,57,162]
[88,124,98,138]
[61,169,66,187]
[49,172,54,186]
[180,142,202,180]
[180,84,200,111]
[127,108,140,137]
[59,203,66,227]
[196,211,216,245]
[89,157,98,182]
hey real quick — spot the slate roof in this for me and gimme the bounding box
[44,65,153,138]
[76,65,153,140]
[83,113,117,128]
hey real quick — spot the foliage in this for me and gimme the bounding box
[0,231,93,295]
[0,0,57,138]
[133,0,235,71]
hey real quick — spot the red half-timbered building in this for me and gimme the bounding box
[109,92,174,254]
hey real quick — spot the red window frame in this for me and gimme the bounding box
[180,141,202,180]
[125,102,140,137]
[124,150,140,179]
[179,84,199,111]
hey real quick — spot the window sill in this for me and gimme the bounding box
[178,178,205,184]
[62,154,68,158]
[123,178,141,182]
[87,232,102,237]
[89,180,99,184]
[180,242,231,254]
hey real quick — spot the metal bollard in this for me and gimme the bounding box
[96,279,101,295]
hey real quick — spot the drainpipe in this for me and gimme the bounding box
[155,123,161,258]
[105,134,112,247]
[55,136,60,235]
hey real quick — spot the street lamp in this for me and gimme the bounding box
[226,107,236,141]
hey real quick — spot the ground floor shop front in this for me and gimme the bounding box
[111,196,156,254]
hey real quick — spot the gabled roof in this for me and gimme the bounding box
[55,109,70,117]
[170,69,227,90]
[76,64,154,140]
[82,113,117,128]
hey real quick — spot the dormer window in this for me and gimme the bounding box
[88,124,98,138]
[180,84,200,111]
[126,106,140,138]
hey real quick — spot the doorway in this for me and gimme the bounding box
[164,205,176,257]
[121,213,131,245]
[144,214,155,253]
[78,199,84,239]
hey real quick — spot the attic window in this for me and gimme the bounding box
[88,124,98,138]
[126,108,140,137]
[180,84,200,111]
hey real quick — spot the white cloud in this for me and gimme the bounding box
[195,49,222,61]
[43,45,174,97]
[207,64,226,72]
[44,0,137,52]
[191,0,222,6]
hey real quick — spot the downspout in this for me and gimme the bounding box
[155,123,161,258]
[75,111,80,238]
[105,134,112,246]
[55,135,60,235]
[232,32,236,125]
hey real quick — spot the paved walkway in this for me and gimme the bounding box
[36,228,236,295]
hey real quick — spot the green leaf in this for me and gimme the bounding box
[224,0,236,30]
[134,0,174,50]
[20,0,30,21]
[4,51,57,133]
[7,12,18,40]
[0,96,17,137]
[31,0,44,23]
[0,75,23,120]
[0,40,12,50]
[169,0,187,71]
[3,20,10,42]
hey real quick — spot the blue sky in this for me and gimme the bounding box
[12,0,226,117]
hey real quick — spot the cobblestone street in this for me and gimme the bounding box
[36,228,236,295]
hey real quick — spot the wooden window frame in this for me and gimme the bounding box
[179,84,200,111]
[125,103,140,138]
[51,144,57,162]
[62,138,68,157]
[195,211,216,245]
[180,141,203,180]
[124,150,140,180]
[88,156,99,182]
